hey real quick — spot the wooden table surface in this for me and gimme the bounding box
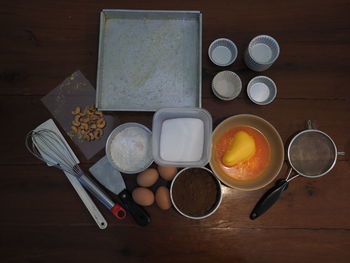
[1,0,350,262]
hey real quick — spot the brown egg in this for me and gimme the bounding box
[155,186,171,210]
[132,187,154,206]
[136,168,159,187]
[158,166,177,181]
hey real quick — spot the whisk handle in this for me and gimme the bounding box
[78,174,126,220]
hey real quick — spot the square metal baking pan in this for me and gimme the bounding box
[96,9,202,111]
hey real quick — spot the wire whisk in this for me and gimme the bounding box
[25,129,84,176]
[25,128,126,220]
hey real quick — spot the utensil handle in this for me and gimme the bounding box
[119,189,151,226]
[111,204,127,220]
[79,174,126,220]
[250,180,289,220]
[64,171,108,229]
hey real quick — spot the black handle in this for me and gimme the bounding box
[250,180,289,220]
[119,189,151,226]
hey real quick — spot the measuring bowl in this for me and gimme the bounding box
[170,167,222,219]
[210,114,284,191]
[106,122,153,174]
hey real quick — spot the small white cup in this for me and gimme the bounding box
[244,35,280,72]
[247,76,277,105]
[208,38,238,66]
[212,71,242,101]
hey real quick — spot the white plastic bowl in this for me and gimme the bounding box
[152,108,212,167]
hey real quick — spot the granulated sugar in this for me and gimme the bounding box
[110,126,152,172]
[160,118,204,162]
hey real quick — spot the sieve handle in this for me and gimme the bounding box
[250,180,289,220]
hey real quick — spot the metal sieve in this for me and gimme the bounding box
[251,121,345,219]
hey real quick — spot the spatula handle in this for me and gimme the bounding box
[64,171,108,229]
[119,189,151,226]
[79,174,126,220]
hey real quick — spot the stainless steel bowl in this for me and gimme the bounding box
[106,122,153,174]
[170,167,222,220]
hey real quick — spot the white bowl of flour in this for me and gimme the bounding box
[106,122,153,174]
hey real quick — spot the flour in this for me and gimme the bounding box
[110,126,152,172]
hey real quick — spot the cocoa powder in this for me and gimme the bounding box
[172,168,219,217]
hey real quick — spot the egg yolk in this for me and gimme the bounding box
[222,131,256,166]
[215,126,270,181]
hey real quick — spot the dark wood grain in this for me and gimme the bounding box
[1,0,350,262]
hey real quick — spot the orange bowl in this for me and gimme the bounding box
[210,114,284,191]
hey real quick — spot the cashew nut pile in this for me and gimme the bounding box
[70,106,106,141]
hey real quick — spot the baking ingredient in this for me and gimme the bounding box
[158,166,177,181]
[132,187,155,206]
[250,82,270,102]
[155,186,171,210]
[172,168,219,217]
[160,118,204,162]
[214,126,271,181]
[110,126,152,172]
[70,105,106,141]
[222,131,256,166]
[137,168,159,187]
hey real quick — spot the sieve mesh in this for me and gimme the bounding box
[288,131,336,177]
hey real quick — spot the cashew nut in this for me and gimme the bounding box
[72,120,80,127]
[94,128,103,139]
[80,123,88,130]
[90,115,98,121]
[81,116,90,123]
[71,104,105,141]
[96,118,106,128]
[72,106,80,115]
[83,134,90,141]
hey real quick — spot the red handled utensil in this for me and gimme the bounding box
[89,156,151,226]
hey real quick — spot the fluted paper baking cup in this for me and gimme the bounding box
[208,38,238,67]
[212,71,242,100]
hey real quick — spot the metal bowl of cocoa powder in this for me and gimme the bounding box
[170,167,222,219]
